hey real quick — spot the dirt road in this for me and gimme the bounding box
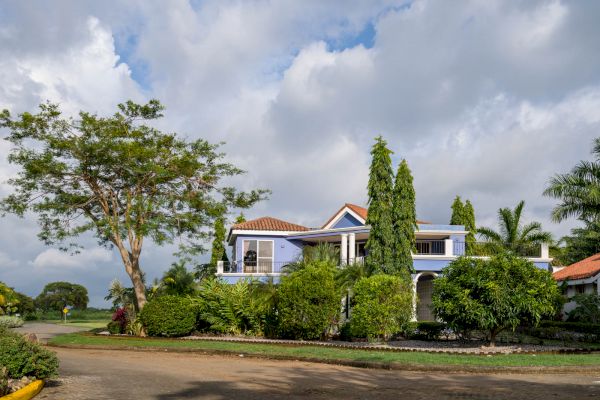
[37,347,600,399]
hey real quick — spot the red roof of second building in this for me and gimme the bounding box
[322,203,430,228]
[232,216,309,232]
[553,252,600,281]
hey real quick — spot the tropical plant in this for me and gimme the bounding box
[0,316,24,329]
[544,137,600,223]
[158,261,197,296]
[277,261,340,340]
[392,159,417,276]
[476,201,552,255]
[35,281,89,311]
[104,279,137,310]
[555,220,600,266]
[0,328,59,379]
[432,254,560,346]
[567,294,600,324]
[282,243,339,274]
[335,261,375,293]
[0,100,268,312]
[0,283,19,315]
[349,274,413,340]
[365,136,395,275]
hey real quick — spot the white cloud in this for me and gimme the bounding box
[30,248,112,270]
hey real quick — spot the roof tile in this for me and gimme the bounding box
[232,217,309,232]
[553,252,600,281]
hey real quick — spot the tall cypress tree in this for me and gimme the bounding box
[392,159,417,276]
[464,200,477,255]
[210,216,229,269]
[450,196,465,225]
[365,136,395,275]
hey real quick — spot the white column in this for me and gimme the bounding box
[444,239,453,257]
[411,274,418,322]
[541,243,550,259]
[340,234,348,265]
[216,260,224,274]
[348,233,356,263]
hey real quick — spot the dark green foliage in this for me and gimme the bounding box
[449,196,466,225]
[14,292,35,315]
[567,294,600,323]
[477,201,553,255]
[0,329,59,379]
[432,254,560,345]
[277,262,340,340]
[158,261,197,296]
[0,100,268,311]
[537,320,600,335]
[350,274,413,340]
[210,217,229,268]
[283,243,339,274]
[556,221,600,266]
[544,137,600,223]
[403,321,447,340]
[139,295,197,337]
[35,281,89,311]
[107,321,123,334]
[391,159,417,276]
[464,200,476,255]
[194,279,275,336]
[335,261,375,293]
[365,136,395,275]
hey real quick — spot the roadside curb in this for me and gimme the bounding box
[47,343,600,375]
[0,380,44,400]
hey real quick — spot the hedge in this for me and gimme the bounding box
[0,328,59,379]
[139,295,197,337]
[537,320,600,335]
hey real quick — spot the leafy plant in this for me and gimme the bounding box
[0,282,19,316]
[392,159,417,276]
[139,295,197,337]
[0,316,24,329]
[277,261,340,340]
[0,330,59,379]
[432,254,560,346]
[35,281,89,311]
[567,294,600,324]
[350,274,413,340]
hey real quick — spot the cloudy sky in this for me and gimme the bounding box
[1,0,599,306]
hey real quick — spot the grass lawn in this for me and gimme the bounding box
[49,332,600,368]
[47,320,109,329]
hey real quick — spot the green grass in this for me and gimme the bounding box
[48,332,600,368]
[33,308,112,321]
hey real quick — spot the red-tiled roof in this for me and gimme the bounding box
[232,217,309,232]
[553,253,600,281]
[322,203,430,228]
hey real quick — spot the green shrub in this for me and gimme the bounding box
[0,316,24,329]
[0,330,59,379]
[537,320,600,336]
[277,261,340,340]
[107,321,122,334]
[403,321,446,340]
[350,274,413,340]
[567,294,600,324]
[139,295,197,337]
[194,279,274,336]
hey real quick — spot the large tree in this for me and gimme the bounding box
[432,254,560,346]
[0,100,267,311]
[544,137,600,223]
[477,201,552,256]
[365,136,395,274]
[391,159,416,276]
[35,281,89,311]
[449,196,465,225]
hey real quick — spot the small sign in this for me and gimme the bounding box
[63,307,69,314]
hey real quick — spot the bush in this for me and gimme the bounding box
[0,316,24,329]
[139,295,197,337]
[350,275,413,340]
[567,294,600,323]
[107,321,122,335]
[0,330,59,379]
[537,320,600,336]
[110,308,128,334]
[276,261,340,340]
[194,279,274,336]
[403,321,446,340]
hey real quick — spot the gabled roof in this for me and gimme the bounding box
[553,253,600,281]
[231,216,309,232]
[321,203,430,229]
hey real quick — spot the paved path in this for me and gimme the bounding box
[13,322,87,343]
[15,323,600,399]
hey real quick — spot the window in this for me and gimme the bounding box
[575,284,586,294]
[242,240,274,273]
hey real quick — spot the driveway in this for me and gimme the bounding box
[13,322,88,343]
[16,323,600,399]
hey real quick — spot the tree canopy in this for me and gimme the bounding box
[365,136,395,274]
[0,100,268,310]
[391,159,416,276]
[432,254,560,346]
[449,196,466,225]
[35,281,89,311]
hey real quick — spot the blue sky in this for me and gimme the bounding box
[0,0,599,306]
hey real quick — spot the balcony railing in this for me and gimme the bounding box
[221,260,293,274]
[415,240,446,255]
[453,241,542,258]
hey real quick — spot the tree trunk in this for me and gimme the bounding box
[129,258,147,311]
[489,329,498,347]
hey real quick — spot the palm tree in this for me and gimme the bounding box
[544,137,600,223]
[282,242,339,273]
[477,201,552,256]
[335,261,375,293]
[159,261,197,296]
